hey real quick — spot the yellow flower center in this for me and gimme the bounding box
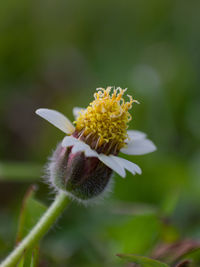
[74,87,138,153]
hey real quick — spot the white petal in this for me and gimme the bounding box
[98,154,126,178]
[121,139,157,155]
[73,107,85,119]
[62,136,98,157]
[72,143,98,157]
[36,108,75,134]
[83,146,99,157]
[126,130,147,142]
[111,156,142,175]
[62,136,79,147]
[71,143,86,154]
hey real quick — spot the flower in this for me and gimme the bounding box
[36,87,156,201]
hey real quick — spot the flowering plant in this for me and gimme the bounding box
[36,87,156,202]
[1,87,156,267]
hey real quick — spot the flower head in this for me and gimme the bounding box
[36,87,156,202]
[74,87,139,152]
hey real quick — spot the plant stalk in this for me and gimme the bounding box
[0,191,69,267]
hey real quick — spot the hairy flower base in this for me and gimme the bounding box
[49,143,113,200]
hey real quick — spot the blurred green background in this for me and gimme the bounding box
[0,0,200,266]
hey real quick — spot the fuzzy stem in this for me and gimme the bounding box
[0,191,69,267]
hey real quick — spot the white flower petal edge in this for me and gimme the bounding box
[121,138,156,155]
[62,136,99,157]
[36,108,75,134]
[98,154,126,178]
[62,136,142,178]
[111,156,142,175]
[126,130,147,141]
[62,136,79,146]
[73,107,85,119]
[62,136,126,177]
[72,143,98,157]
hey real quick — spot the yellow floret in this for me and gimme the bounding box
[75,87,138,149]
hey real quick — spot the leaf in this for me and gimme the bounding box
[21,250,32,267]
[0,162,42,181]
[17,248,39,267]
[117,253,169,267]
[16,185,47,266]
[16,185,47,241]
[178,246,200,267]
[23,247,39,267]
[31,247,40,267]
[175,260,191,267]
[107,214,161,254]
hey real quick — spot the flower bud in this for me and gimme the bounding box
[48,143,113,202]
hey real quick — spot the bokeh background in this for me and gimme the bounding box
[0,0,200,266]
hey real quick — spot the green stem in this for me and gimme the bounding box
[0,191,69,267]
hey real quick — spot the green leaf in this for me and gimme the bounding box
[0,162,42,181]
[23,247,39,267]
[22,250,32,267]
[16,185,47,266]
[16,185,47,241]
[17,247,39,267]
[117,253,169,267]
[107,214,161,254]
[31,247,40,267]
